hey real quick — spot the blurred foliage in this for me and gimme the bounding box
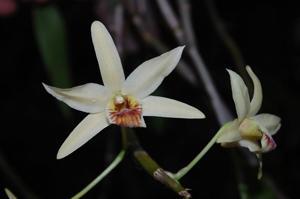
[33,5,72,117]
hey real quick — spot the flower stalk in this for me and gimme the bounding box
[71,150,126,199]
[70,127,130,199]
[174,124,228,180]
[123,128,191,199]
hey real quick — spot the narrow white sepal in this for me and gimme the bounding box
[4,188,17,199]
[142,96,205,119]
[246,66,263,117]
[227,69,251,121]
[91,21,125,91]
[57,113,109,159]
[122,46,185,99]
[42,83,109,113]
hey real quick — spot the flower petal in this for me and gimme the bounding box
[227,69,251,121]
[57,113,109,159]
[216,120,241,143]
[142,96,205,119]
[4,188,17,199]
[43,83,109,113]
[91,21,125,91]
[122,46,184,99]
[252,113,281,135]
[246,66,263,116]
[238,139,260,152]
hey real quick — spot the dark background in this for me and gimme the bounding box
[0,1,299,199]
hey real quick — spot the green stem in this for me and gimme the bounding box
[71,127,129,199]
[256,154,263,180]
[71,150,126,199]
[121,127,128,149]
[123,128,191,198]
[175,127,225,180]
[134,150,189,197]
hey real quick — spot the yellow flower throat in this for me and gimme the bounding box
[107,95,143,127]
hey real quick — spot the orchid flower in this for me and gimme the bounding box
[215,66,281,178]
[174,66,281,180]
[43,21,205,159]
[216,66,281,154]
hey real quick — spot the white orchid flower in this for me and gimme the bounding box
[216,66,281,154]
[43,21,205,159]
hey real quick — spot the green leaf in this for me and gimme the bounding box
[33,5,72,117]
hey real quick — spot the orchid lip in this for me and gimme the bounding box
[261,132,277,153]
[107,95,143,127]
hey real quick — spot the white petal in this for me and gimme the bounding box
[238,140,260,152]
[91,21,125,91]
[122,46,184,99]
[216,120,241,143]
[4,188,17,199]
[142,96,205,119]
[227,69,251,121]
[246,66,263,116]
[57,113,109,159]
[252,113,281,135]
[43,83,109,113]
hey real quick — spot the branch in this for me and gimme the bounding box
[155,0,232,124]
[122,0,197,85]
[204,0,247,79]
[113,3,124,56]
[177,0,232,124]
[155,0,185,43]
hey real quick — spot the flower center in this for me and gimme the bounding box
[114,95,125,104]
[107,94,143,127]
[239,118,262,140]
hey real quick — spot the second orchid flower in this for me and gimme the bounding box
[175,66,281,180]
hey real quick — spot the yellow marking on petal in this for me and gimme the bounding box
[239,118,262,140]
[107,95,143,127]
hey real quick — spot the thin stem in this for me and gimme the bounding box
[122,0,197,85]
[175,126,225,180]
[256,154,263,180]
[134,150,189,197]
[204,0,245,68]
[155,0,185,43]
[123,128,191,198]
[121,127,128,149]
[71,150,126,199]
[71,127,128,199]
[203,0,250,87]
